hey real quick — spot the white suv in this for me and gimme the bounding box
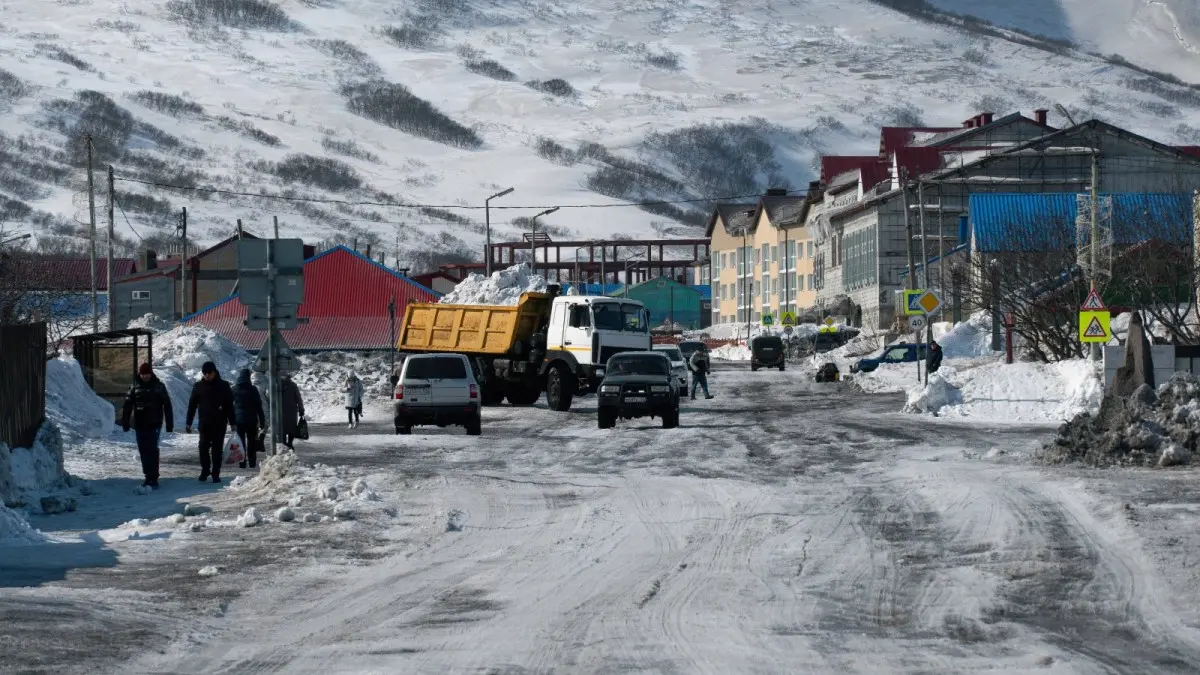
[652,344,689,396]
[393,354,482,436]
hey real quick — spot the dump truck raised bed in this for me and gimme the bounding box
[397,285,652,411]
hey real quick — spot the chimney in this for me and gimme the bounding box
[963,119,974,129]
[1034,108,1049,126]
[974,114,985,127]
[140,249,157,271]
[766,187,788,197]
[981,112,995,125]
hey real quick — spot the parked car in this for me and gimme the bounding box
[597,351,680,429]
[393,353,481,435]
[851,343,929,373]
[815,362,840,383]
[652,344,689,395]
[750,335,786,371]
[677,340,708,361]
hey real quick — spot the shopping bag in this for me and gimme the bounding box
[224,434,245,465]
[295,417,310,441]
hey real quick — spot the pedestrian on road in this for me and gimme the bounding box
[121,362,174,490]
[689,348,714,400]
[279,373,305,449]
[927,340,944,374]
[343,373,364,429]
[185,361,236,483]
[232,368,266,469]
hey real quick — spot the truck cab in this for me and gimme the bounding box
[543,296,651,410]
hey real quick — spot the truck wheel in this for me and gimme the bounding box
[506,385,540,406]
[396,425,411,435]
[465,414,482,436]
[598,406,616,429]
[481,385,505,406]
[779,364,786,371]
[546,365,575,412]
[751,364,759,372]
[661,406,679,429]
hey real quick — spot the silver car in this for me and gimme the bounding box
[652,344,689,396]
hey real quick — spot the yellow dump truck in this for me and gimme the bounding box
[398,285,652,411]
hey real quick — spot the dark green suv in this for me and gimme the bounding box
[750,335,785,371]
[597,352,680,429]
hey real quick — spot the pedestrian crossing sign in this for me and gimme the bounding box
[780,311,796,327]
[904,289,926,315]
[1081,287,1106,311]
[1078,310,1111,343]
[761,313,774,326]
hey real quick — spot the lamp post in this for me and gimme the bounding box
[530,207,559,273]
[622,254,646,295]
[485,187,514,276]
[573,243,595,289]
[0,233,32,247]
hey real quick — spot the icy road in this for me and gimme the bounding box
[8,365,1200,674]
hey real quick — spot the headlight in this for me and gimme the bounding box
[651,385,671,393]
[595,367,605,376]
[600,384,619,393]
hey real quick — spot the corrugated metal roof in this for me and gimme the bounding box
[21,256,136,291]
[970,193,1193,252]
[184,246,440,350]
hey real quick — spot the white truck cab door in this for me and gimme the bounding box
[562,302,592,357]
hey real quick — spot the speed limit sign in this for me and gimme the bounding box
[908,315,927,331]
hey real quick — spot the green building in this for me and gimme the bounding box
[613,277,706,329]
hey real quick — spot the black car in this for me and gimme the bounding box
[750,335,785,371]
[815,362,840,383]
[597,351,680,429]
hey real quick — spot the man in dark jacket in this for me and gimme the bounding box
[121,362,174,489]
[231,368,266,469]
[279,373,305,450]
[185,361,236,483]
[688,348,714,400]
[927,340,944,374]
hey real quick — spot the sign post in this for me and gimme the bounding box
[238,237,306,456]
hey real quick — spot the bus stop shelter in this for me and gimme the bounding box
[72,328,154,419]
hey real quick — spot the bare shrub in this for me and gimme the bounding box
[645,51,681,70]
[961,48,990,66]
[340,80,482,149]
[381,24,440,50]
[526,79,575,97]
[1122,77,1200,109]
[116,190,175,217]
[320,136,380,163]
[36,44,93,71]
[638,118,793,201]
[165,0,299,31]
[129,90,204,116]
[307,39,381,75]
[970,94,1011,115]
[0,69,30,101]
[94,18,141,33]
[465,58,516,81]
[535,137,576,165]
[866,102,925,127]
[258,153,362,191]
[216,116,281,145]
[0,195,32,222]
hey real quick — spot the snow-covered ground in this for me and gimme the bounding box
[8,364,1200,672]
[4,0,1200,259]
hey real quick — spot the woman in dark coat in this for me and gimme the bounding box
[231,368,266,468]
[279,373,305,449]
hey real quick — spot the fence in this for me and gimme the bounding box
[0,322,47,449]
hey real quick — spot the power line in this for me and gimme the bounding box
[112,195,143,241]
[113,174,796,210]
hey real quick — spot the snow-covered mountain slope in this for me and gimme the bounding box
[3,0,1200,267]
[923,0,1200,84]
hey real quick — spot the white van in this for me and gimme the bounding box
[393,353,481,436]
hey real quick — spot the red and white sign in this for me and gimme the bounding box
[1081,288,1106,311]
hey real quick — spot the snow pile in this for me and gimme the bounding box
[438,264,547,306]
[126,313,174,332]
[902,360,1101,422]
[711,343,751,361]
[902,373,962,414]
[45,356,114,441]
[936,311,1002,359]
[227,452,390,523]
[291,352,394,423]
[0,502,46,545]
[154,324,251,381]
[1048,373,1200,467]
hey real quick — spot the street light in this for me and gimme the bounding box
[622,253,647,295]
[530,207,558,272]
[485,187,514,276]
[0,232,31,247]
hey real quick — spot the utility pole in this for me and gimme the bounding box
[1088,145,1100,361]
[919,180,932,386]
[901,170,920,383]
[485,187,514,276]
[106,165,115,330]
[274,215,280,239]
[86,135,98,333]
[388,296,396,378]
[237,219,243,239]
[180,207,188,319]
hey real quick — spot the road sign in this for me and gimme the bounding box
[819,317,838,333]
[780,311,797,327]
[245,304,302,331]
[1081,288,1106,311]
[904,289,926,315]
[916,290,941,315]
[237,238,306,307]
[1079,310,1111,343]
[823,317,835,327]
[253,328,299,373]
[761,313,774,326]
[908,315,927,331]
[783,325,793,335]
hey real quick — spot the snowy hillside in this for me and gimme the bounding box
[4,0,1200,267]
[921,0,1200,84]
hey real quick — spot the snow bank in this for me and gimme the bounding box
[153,324,250,382]
[0,503,46,545]
[438,263,547,305]
[936,311,1001,359]
[711,344,751,361]
[903,360,1102,423]
[45,355,114,441]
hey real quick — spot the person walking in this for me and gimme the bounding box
[689,347,714,400]
[185,361,236,483]
[343,373,365,429]
[121,362,174,490]
[927,340,944,374]
[232,368,266,469]
[279,373,305,449]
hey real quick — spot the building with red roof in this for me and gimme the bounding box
[184,245,441,351]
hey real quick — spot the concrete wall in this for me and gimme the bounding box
[1103,345,1181,389]
[113,275,176,327]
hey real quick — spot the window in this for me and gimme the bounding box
[808,273,815,289]
[569,305,590,328]
[797,274,804,291]
[737,248,744,276]
[592,303,622,331]
[621,304,648,332]
[807,241,814,257]
[132,290,150,300]
[771,245,778,264]
[405,356,468,379]
[761,276,769,301]
[787,241,795,268]
[761,244,769,272]
[771,276,778,295]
